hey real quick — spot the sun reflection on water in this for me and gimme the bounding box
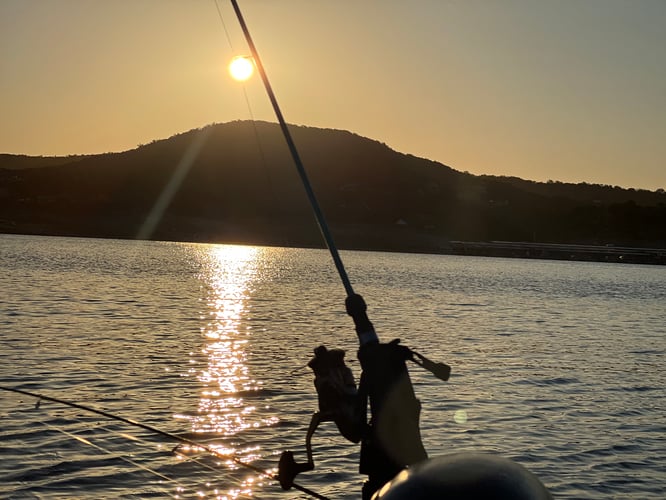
[175,244,275,498]
[196,245,261,436]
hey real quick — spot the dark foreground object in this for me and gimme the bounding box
[372,453,552,500]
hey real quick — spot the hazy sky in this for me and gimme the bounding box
[1,0,665,190]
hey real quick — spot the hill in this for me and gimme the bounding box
[1,121,665,257]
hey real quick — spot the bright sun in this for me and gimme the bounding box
[229,56,254,81]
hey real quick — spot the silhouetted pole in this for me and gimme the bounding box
[228,4,429,499]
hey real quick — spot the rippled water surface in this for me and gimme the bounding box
[1,234,664,498]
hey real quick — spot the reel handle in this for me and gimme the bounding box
[412,351,451,382]
[277,450,314,490]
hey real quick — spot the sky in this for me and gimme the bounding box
[1,0,665,191]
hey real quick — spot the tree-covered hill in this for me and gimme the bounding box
[1,121,664,254]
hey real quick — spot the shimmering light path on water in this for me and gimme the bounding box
[1,234,664,498]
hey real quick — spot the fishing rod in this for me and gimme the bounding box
[220,6,546,499]
[226,3,452,498]
[0,385,330,500]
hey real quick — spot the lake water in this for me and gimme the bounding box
[1,234,664,499]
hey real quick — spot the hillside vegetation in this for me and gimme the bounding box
[1,121,664,253]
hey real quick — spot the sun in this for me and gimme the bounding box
[229,56,254,81]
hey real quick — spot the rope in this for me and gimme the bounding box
[1,385,330,500]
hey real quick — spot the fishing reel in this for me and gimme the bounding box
[278,345,364,489]
[277,342,450,491]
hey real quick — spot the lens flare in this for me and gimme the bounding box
[454,409,468,424]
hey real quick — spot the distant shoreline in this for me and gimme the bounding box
[449,240,666,266]
[2,122,665,258]
[3,230,664,266]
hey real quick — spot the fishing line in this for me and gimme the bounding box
[59,419,257,496]
[41,420,250,496]
[230,0,355,298]
[212,0,284,244]
[37,420,178,486]
[1,386,330,500]
[69,419,229,476]
[213,0,235,50]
